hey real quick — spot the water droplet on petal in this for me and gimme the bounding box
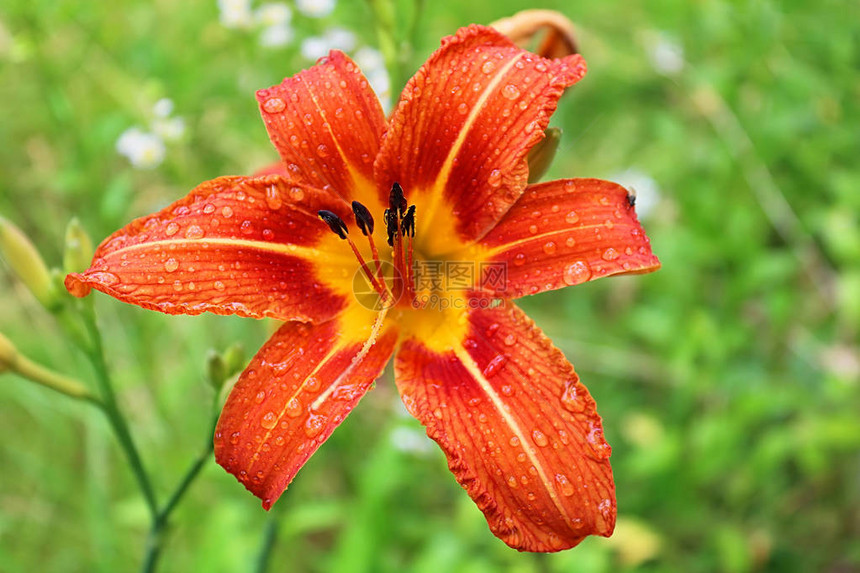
[513,253,526,266]
[565,210,580,224]
[561,380,585,413]
[482,355,506,378]
[164,258,179,272]
[532,429,549,447]
[528,224,538,234]
[285,398,302,418]
[222,206,234,218]
[481,61,496,74]
[488,169,502,188]
[260,412,277,429]
[555,473,575,496]
[563,261,592,285]
[502,84,521,100]
[185,225,204,239]
[214,280,225,291]
[262,97,286,113]
[543,241,557,255]
[457,102,468,114]
[602,248,620,261]
[289,186,305,201]
[165,222,180,236]
[265,185,282,210]
[503,333,517,346]
[254,391,266,404]
[304,414,326,438]
[90,271,119,286]
[500,384,514,396]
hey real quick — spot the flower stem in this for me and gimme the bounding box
[1,335,97,403]
[78,304,159,519]
[367,0,402,93]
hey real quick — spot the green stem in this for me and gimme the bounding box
[78,304,159,519]
[3,348,98,403]
[368,0,402,94]
[254,507,282,573]
[140,404,219,573]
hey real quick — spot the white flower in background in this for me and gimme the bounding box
[152,98,174,118]
[116,127,166,170]
[259,23,293,47]
[254,2,291,27]
[354,47,390,105]
[217,0,254,29]
[152,117,186,142]
[300,27,355,60]
[295,0,335,18]
[609,168,661,220]
[647,33,684,76]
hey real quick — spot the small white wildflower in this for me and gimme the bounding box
[295,0,335,18]
[389,426,433,455]
[300,35,329,61]
[116,127,166,170]
[353,46,385,74]
[152,117,186,142]
[254,2,292,27]
[610,168,661,220]
[259,23,294,47]
[217,0,254,29]
[323,27,356,52]
[647,33,684,76]
[152,98,174,118]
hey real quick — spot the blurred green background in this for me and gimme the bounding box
[1,0,859,571]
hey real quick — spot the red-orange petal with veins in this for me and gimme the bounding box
[253,161,289,177]
[474,178,661,298]
[214,311,399,509]
[395,303,615,552]
[375,24,587,255]
[65,175,352,323]
[257,51,387,205]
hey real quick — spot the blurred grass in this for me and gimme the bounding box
[2,0,859,571]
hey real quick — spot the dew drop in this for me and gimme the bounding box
[509,436,520,447]
[482,354,506,378]
[513,253,526,266]
[316,144,330,158]
[90,271,119,286]
[185,225,204,240]
[602,247,620,261]
[285,398,302,418]
[164,258,179,273]
[555,473,575,496]
[565,236,576,248]
[289,186,305,201]
[457,102,468,114]
[222,206,234,218]
[165,222,180,236]
[305,414,325,438]
[565,210,579,224]
[262,97,286,113]
[240,220,253,235]
[532,429,549,447]
[488,169,502,188]
[254,390,266,404]
[560,380,585,413]
[481,60,496,74]
[563,261,592,285]
[503,333,517,346]
[507,476,518,488]
[528,224,538,234]
[203,203,216,214]
[260,412,277,430]
[265,185,282,210]
[502,84,521,100]
[500,384,514,396]
[214,280,225,291]
[542,241,557,255]
[262,229,274,241]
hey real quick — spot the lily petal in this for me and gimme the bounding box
[395,303,615,552]
[65,175,353,323]
[474,178,661,298]
[215,306,399,509]
[376,24,586,255]
[257,50,387,208]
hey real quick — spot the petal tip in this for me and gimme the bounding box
[64,273,91,297]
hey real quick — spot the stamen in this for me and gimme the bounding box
[389,182,407,217]
[384,208,398,247]
[351,201,374,236]
[626,187,637,207]
[400,205,416,237]
[317,210,348,239]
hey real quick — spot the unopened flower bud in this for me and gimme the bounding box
[527,127,561,183]
[0,216,58,309]
[63,218,94,275]
[490,10,579,59]
[222,343,246,379]
[0,331,17,374]
[206,349,228,391]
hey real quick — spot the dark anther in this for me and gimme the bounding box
[389,182,408,217]
[401,205,416,237]
[626,188,637,207]
[384,208,398,246]
[351,201,374,236]
[318,210,349,240]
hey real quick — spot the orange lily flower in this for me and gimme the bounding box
[66,24,659,552]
